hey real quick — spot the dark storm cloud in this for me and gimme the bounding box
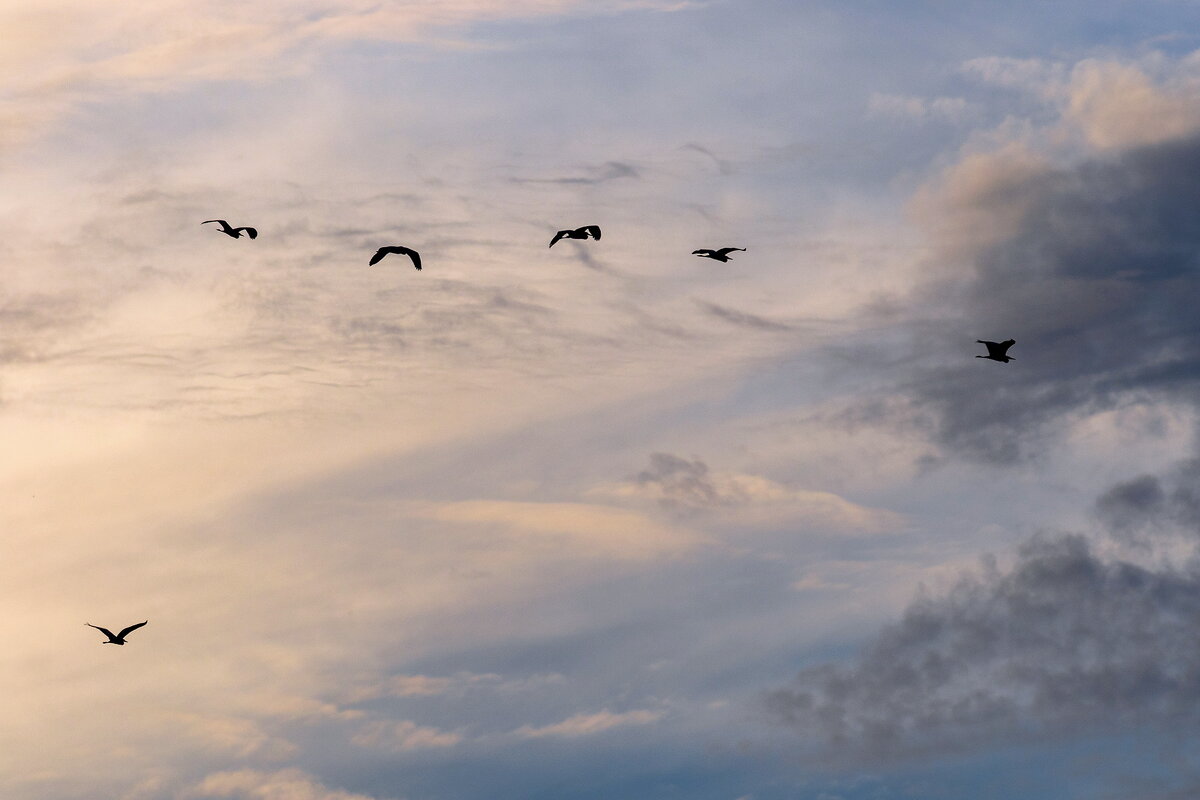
[908,133,1200,463]
[767,533,1200,762]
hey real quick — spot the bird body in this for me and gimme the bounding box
[86,621,147,645]
[203,220,257,239]
[692,247,746,262]
[369,246,422,270]
[549,225,601,248]
[976,339,1016,363]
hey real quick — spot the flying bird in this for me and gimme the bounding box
[692,247,746,262]
[369,246,422,270]
[202,219,257,239]
[976,339,1016,363]
[86,621,148,645]
[549,225,601,248]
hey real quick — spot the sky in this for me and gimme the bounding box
[7,1,1200,798]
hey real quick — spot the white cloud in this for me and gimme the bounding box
[185,768,393,800]
[867,93,974,123]
[352,720,463,752]
[513,709,663,739]
[0,0,697,150]
[593,454,902,533]
[413,500,706,559]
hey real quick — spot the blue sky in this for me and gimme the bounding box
[7,1,1200,798]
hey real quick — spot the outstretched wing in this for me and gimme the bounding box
[717,247,745,256]
[202,219,229,229]
[369,247,391,266]
[692,249,713,257]
[581,225,601,241]
[404,248,421,271]
[237,227,258,239]
[86,623,116,640]
[117,621,148,640]
[549,230,568,248]
[978,339,1015,358]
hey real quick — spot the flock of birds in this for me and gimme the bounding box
[84,218,1015,647]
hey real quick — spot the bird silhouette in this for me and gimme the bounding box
[976,339,1016,363]
[549,225,601,248]
[86,621,148,645]
[202,220,257,239]
[692,247,746,262]
[369,246,422,270]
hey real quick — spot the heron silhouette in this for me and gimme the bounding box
[369,246,422,270]
[692,247,745,262]
[549,225,601,248]
[976,339,1016,363]
[86,621,148,645]
[202,220,257,239]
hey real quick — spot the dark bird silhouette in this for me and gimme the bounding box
[369,246,422,270]
[692,247,746,262]
[549,225,601,248]
[86,621,148,645]
[976,339,1016,363]
[203,219,257,239]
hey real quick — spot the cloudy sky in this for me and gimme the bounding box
[8,1,1200,798]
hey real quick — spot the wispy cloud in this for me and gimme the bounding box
[513,708,663,739]
[352,720,463,752]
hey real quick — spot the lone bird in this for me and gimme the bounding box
[692,247,746,262]
[369,246,422,271]
[549,225,601,248]
[976,339,1016,363]
[86,621,148,645]
[202,219,257,239]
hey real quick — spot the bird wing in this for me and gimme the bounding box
[117,621,148,639]
[549,231,569,248]
[369,247,391,266]
[86,623,116,639]
[405,249,421,271]
[717,247,745,256]
[202,220,230,229]
[238,227,258,239]
[997,339,1016,355]
[979,340,1008,357]
[692,249,713,256]
[582,225,601,240]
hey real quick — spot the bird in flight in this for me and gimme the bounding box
[549,225,601,248]
[369,246,422,270]
[86,621,148,645]
[692,247,746,262]
[203,219,257,239]
[976,339,1016,363]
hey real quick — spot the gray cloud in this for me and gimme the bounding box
[680,143,734,175]
[696,300,793,332]
[1096,459,1200,542]
[906,132,1200,463]
[767,533,1200,763]
[512,161,640,186]
[634,453,724,508]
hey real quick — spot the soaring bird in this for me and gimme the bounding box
[86,621,148,645]
[549,225,601,248]
[692,247,746,262]
[202,219,257,239]
[976,339,1016,363]
[369,246,422,270]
